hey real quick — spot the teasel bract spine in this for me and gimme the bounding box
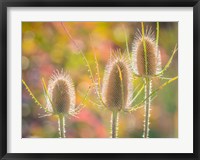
[102,52,133,138]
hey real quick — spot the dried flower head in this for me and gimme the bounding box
[22,69,88,138]
[132,28,161,76]
[102,52,133,112]
[46,70,75,115]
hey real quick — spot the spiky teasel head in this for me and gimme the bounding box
[46,70,75,115]
[132,27,161,77]
[102,51,133,112]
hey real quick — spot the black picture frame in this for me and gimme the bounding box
[0,0,199,159]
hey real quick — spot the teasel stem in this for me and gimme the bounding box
[143,78,152,138]
[58,114,65,138]
[156,22,159,46]
[111,111,119,138]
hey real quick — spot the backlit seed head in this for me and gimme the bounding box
[132,28,161,76]
[102,52,133,112]
[46,70,75,115]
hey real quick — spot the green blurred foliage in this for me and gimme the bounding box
[22,22,178,138]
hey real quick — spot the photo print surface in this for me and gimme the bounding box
[22,22,178,138]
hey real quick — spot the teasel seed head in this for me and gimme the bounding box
[132,28,161,76]
[46,70,75,115]
[102,51,133,112]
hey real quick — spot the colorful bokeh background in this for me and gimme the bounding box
[22,22,178,138]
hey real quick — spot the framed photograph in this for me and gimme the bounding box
[0,0,199,159]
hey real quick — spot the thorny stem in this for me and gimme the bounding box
[58,114,65,138]
[143,78,152,138]
[61,22,105,108]
[141,22,148,75]
[122,25,131,59]
[156,22,159,46]
[111,111,119,138]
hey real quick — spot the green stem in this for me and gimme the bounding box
[141,22,148,75]
[58,114,65,138]
[143,78,152,138]
[156,22,159,46]
[111,111,119,138]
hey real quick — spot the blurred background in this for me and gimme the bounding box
[22,22,178,138]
